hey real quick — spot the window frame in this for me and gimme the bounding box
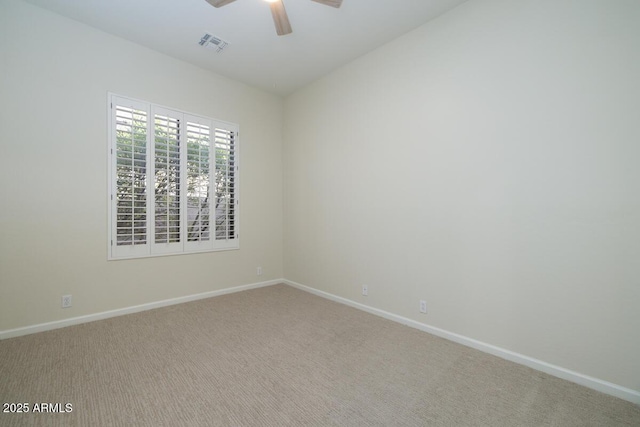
[107,93,239,260]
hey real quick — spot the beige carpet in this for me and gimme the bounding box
[1,284,638,426]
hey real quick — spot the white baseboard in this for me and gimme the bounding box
[283,279,640,405]
[0,279,282,340]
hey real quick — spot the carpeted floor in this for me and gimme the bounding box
[1,284,638,426]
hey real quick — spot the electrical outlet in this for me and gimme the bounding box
[419,300,427,314]
[362,285,368,296]
[257,266,263,276]
[62,295,72,308]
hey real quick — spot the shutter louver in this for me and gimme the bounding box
[115,105,148,247]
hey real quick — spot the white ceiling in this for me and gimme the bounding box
[24,0,468,96]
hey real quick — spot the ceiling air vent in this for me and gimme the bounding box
[199,33,229,53]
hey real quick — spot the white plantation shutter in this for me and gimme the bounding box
[184,115,213,252]
[110,96,151,258]
[213,123,239,249]
[108,94,239,260]
[151,107,183,255]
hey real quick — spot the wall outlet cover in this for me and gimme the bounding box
[62,295,72,308]
[419,300,427,313]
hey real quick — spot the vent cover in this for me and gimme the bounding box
[199,33,229,53]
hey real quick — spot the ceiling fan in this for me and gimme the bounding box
[205,0,343,36]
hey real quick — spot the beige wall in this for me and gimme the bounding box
[283,0,640,391]
[0,0,283,330]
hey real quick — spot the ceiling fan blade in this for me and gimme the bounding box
[205,0,237,8]
[311,0,343,8]
[269,0,292,36]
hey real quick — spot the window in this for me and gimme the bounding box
[108,94,239,259]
